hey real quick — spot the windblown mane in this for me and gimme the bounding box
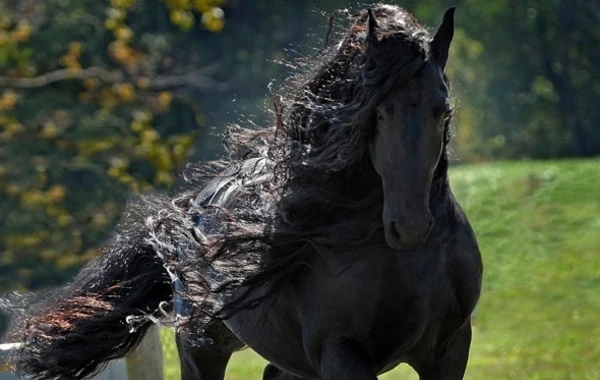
[157,4,442,329]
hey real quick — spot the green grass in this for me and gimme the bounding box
[161,159,600,379]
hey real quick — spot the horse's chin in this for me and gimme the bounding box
[384,233,428,251]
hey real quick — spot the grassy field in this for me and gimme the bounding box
[161,159,600,379]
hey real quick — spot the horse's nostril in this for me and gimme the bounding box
[390,221,402,240]
[422,217,435,239]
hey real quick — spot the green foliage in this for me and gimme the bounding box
[167,0,600,160]
[0,0,224,291]
[452,0,600,158]
[161,159,600,379]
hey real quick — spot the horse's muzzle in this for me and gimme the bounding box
[384,214,434,250]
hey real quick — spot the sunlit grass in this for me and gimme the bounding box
[162,158,600,379]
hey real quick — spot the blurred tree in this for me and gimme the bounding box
[529,0,599,156]
[0,0,226,291]
[430,0,600,159]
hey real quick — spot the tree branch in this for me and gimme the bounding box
[0,66,228,92]
[0,67,122,89]
[148,69,229,92]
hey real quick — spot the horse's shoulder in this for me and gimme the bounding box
[439,194,483,279]
[442,194,478,247]
[437,194,483,311]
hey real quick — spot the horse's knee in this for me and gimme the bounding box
[263,364,281,380]
[319,337,377,380]
[177,333,233,380]
[176,320,244,380]
[415,321,472,380]
[263,363,304,380]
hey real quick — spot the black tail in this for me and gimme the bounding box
[3,202,172,380]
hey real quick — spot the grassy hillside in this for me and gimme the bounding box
[161,159,600,379]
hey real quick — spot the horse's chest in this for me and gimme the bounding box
[227,253,436,377]
[292,251,439,349]
[295,245,476,366]
[227,241,479,378]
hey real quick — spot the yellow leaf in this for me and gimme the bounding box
[104,18,118,31]
[0,90,18,111]
[201,7,225,32]
[69,42,83,58]
[78,91,93,103]
[84,78,99,89]
[113,82,136,102]
[155,170,173,186]
[47,185,67,202]
[111,0,137,9]
[0,31,10,48]
[109,156,129,169]
[0,17,11,29]
[136,77,150,89]
[20,189,47,207]
[132,109,152,123]
[46,205,60,217]
[4,122,23,134]
[40,121,59,139]
[130,120,145,132]
[12,21,31,42]
[157,91,173,110]
[37,171,48,185]
[91,213,109,227]
[141,128,160,142]
[193,0,225,13]
[114,26,134,42]
[172,143,186,159]
[100,88,118,108]
[40,249,56,261]
[170,10,195,30]
[106,7,127,21]
[83,249,98,260]
[5,184,21,197]
[107,166,121,177]
[57,213,73,227]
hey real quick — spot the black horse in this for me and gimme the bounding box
[5,4,482,380]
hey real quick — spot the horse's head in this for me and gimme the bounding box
[367,8,454,250]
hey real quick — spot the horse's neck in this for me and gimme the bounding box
[430,174,450,211]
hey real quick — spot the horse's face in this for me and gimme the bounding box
[369,9,454,250]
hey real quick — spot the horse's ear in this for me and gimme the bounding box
[430,7,455,70]
[366,8,379,45]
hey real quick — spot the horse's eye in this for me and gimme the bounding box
[433,104,451,120]
[443,110,453,121]
[376,111,384,121]
[439,111,452,128]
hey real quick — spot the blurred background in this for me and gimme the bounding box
[0,0,598,379]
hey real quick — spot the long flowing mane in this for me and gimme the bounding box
[148,4,449,330]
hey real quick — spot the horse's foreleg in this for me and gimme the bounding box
[319,337,378,380]
[416,320,472,380]
[176,321,244,380]
[177,335,231,380]
[262,364,306,380]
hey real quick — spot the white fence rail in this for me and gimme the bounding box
[0,326,164,380]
